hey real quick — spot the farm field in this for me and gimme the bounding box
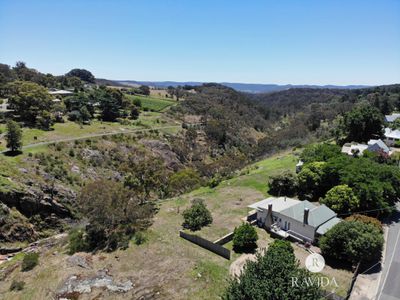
[0,151,352,299]
[0,111,179,152]
[125,94,177,112]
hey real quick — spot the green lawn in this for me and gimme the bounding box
[125,94,177,112]
[0,111,179,152]
[0,150,352,299]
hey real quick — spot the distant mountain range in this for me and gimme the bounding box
[96,79,371,93]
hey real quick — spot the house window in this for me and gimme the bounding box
[288,222,291,230]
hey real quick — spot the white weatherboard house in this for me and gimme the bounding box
[385,113,400,123]
[341,139,391,156]
[248,197,341,243]
[384,128,400,146]
[48,89,74,96]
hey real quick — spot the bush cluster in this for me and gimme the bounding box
[232,223,258,252]
[182,199,213,231]
[21,252,39,272]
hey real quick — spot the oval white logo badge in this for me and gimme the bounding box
[305,253,325,273]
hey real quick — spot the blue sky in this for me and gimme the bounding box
[0,0,399,85]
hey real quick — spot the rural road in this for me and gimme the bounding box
[0,124,182,154]
[377,203,400,300]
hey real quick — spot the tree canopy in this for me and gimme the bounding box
[268,172,298,197]
[77,180,154,251]
[321,184,360,215]
[5,120,22,153]
[341,104,384,143]
[320,220,384,265]
[299,146,400,215]
[299,143,341,163]
[298,162,329,201]
[6,81,53,126]
[224,240,321,300]
[182,199,213,231]
[232,223,258,252]
[65,68,95,83]
[138,85,150,96]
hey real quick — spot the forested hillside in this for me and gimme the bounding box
[1,62,400,248]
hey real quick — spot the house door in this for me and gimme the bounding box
[284,221,287,230]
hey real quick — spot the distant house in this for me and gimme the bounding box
[0,99,13,115]
[384,128,400,146]
[341,143,368,156]
[248,197,341,243]
[341,139,391,156]
[385,113,400,123]
[295,160,304,173]
[367,139,391,154]
[48,89,73,97]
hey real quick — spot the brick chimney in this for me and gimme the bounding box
[303,208,309,225]
[265,203,273,229]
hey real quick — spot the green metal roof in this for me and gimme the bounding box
[279,200,336,228]
[316,217,342,235]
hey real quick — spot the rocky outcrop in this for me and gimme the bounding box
[56,269,133,298]
[0,203,38,242]
[141,139,182,171]
[0,181,76,243]
[0,182,75,218]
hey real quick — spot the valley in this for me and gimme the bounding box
[0,62,399,300]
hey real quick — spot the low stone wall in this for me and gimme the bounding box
[322,290,345,300]
[247,211,257,222]
[179,230,230,260]
[214,232,234,245]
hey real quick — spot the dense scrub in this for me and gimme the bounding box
[291,143,400,216]
[224,240,321,299]
[1,63,400,249]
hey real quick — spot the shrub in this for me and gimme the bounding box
[68,229,89,254]
[21,252,39,271]
[68,110,82,121]
[6,120,22,153]
[394,140,400,148]
[168,168,202,195]
[232,223,258,252]
[297,162,329,201]
[134,232,147,245]
[182,199,213,231]
[9,280,25,291]
[77,180,154,252]
[320,220,384,265]
[133,98,142,107]
[130,106,140,120]
[268,172,298,197]
[345,214,383,233]
[208,173,223,188]
[224,240,321,299]
[321,185,359,214]
[300,143,341,163]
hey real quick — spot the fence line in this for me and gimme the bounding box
[345,261,361,300]
[179,230,231,260]
[214,232,234,245]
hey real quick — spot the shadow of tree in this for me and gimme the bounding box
[382,208,400,226]
[233,244,258,254]
[3,150,23,156]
